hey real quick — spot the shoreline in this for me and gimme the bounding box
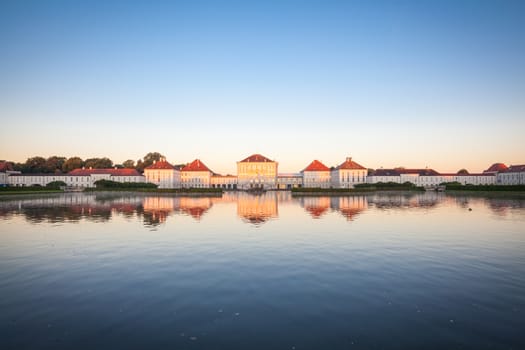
[2,188,525,198]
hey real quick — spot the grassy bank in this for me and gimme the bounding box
[0,187,63,195]
[354,183,425,191]
[87,180,222,195]
[444,184,525,192]
[291,188,371,194]
[85,187,223,195]
[290,183,425,196]
[290,188,408,196]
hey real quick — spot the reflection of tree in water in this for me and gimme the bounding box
[368,193,440,210]
[2,192,522,227]
[486,198,525,217]
[0,194,142,224]
[23,206,111,223]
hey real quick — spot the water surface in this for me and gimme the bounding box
[1,192,524,349]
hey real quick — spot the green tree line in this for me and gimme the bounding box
[7,152,165,174]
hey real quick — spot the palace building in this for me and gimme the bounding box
[144,157,181,189]
[181,159,213,188]
[331,157,367,188]
[302,160,331,188]
[497,165,525,185]
[237,154,278,190]
[211,174,237,189]
[3,154,523,190]
[7,168,144,188]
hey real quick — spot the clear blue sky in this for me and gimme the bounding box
[1,0,524,174]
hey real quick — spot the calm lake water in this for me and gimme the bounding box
[1,192,524,349]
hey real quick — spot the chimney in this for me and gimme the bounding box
[153,160,156,164]
[89,166,92,170]
[82,166,85,170]
[346,157,352,162]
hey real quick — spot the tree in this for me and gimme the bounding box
[46,180,67,189]
[63,157,84,172]
[44,156,66,173]
[24,156,47,173]
[84,157,113,169]
[122,159,135,168]
[136,152,164,172]
[457,169,469,175]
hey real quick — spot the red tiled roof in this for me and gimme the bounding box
[506,165,525,173]
[239,154,273,163]
[453,173,494,177]
[9,173,56,177]
[145,159,175,170]
[303,160,330,172]
[372,168,440,176]
[484,163,508,173]
[337,157,366,170]
[397,168,440,176]
[182,159,211,172]
[68,168,142,176]
[371,169,401,176]
[0,161,14,172]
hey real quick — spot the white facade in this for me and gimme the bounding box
[277,174,303,189]
[497,165,525,185]
[145,168,181,188]
[367,169,496,186]
[144,158,181,189]
[331,157,367,189]
[303,171,331,188]
[7,169,145,188]
[211,175,237,189]
[454,174,495,185]
[182,171,211,188]
[302,160,331,188]
[366,175,401,184]
[181,159,212,188]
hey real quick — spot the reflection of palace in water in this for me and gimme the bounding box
[237,193,278,225]
[0,194,143,223]
[298,196,368,220]
[1,192,523,227]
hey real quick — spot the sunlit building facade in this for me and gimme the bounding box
[144,157,181,189]
[237,192,278,224]
[237,154,278,190]
[277,173,302,189]
[181,159,212,188]
[211,174,237,189]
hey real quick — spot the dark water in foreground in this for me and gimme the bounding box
[0,192,524,349]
